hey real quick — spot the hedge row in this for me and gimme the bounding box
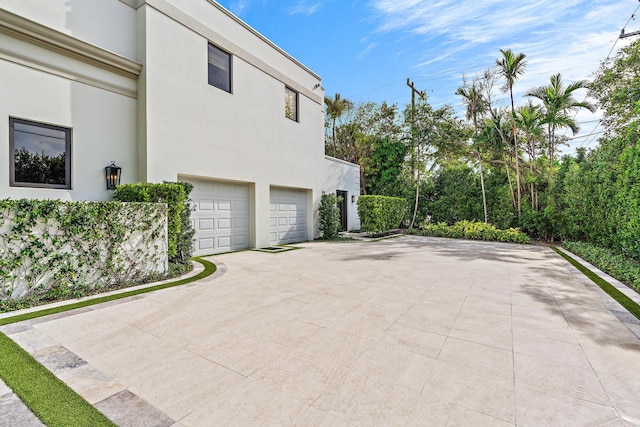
[563,241,640,292]
[417,220,530,244]
[357,195,407,234]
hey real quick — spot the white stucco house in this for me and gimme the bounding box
[0,0,360,255]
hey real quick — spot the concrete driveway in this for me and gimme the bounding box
[3,236,640,426]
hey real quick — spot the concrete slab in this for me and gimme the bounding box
[3,236,640,426]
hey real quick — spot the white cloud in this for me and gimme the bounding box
[357,42,378,59]
[289,1,322,16]
[228,0,250,16]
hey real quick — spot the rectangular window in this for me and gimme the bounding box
[285,86,298,121]
[9,118,71,189]
[208,43,231,92]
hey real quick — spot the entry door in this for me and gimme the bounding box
[336,190,348,232]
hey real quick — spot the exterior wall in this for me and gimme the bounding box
[324,156,361,232]
[137,1,325,248]
[0,6,140,201]
[0,0,356,249]
[0,0,137,59]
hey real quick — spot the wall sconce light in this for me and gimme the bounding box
[105,161,122,190]
[351,195,356,203]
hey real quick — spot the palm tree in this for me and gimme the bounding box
[516,101,545,210]
[456,82,489,222]
[526,73,596,180]
[496,49,527,219]
[324,93,350,157]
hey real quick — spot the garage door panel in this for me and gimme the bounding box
[198,238,214,251]
[198,200,214,211]
[186,179,251,255]
[199,219,215,231]
[269,187,308,245]
[217,200,231,211]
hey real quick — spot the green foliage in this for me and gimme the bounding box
[175,181,196,263]
[114,182,189,263]
[0,199,167,308]
[319,193,342,239]
[563,241,640,293]
[419,220,530,244]
[428,164,484,224]
[357,195,407,234]
[589,37,640,134]
[364,137,408,196]
[14,148,66,185]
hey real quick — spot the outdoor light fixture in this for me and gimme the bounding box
[105,161,122,190]
[351,195,356,203]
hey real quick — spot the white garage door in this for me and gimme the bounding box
[186,179,250,255]
[269,187,308,245]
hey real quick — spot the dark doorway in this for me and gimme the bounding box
[336,190,348,231]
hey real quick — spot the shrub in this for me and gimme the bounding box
[114,182,192,264]
[175,181,195,264]
[357,195,407,235]
[419,220,530,244]
[319,193,341,239]
[563,241,640,292]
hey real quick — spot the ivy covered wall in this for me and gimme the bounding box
[0,199,167,301]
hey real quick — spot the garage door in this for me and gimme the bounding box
[186,179,250,255]
[269,187,308,245]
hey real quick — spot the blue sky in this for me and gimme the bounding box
[216,0,638,152]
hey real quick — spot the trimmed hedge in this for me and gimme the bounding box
[319,193,342,239]
[114,182,193,263]
[418,220,530,244]
[563,241,640,292]
[357,195,407,234]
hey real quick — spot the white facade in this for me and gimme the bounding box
[0,0,360,253]
[324,156,362,232]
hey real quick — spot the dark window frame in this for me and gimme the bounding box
[207,42,232,93]
[285,86,299,122]
[9,117,72,190]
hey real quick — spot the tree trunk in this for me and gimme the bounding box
[410,144,421,229]
[509,90,521,220]
[478,151,488,223]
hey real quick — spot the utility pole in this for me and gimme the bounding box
[406,78,426,230]
[406,78,426,176]
[620,28,640,39]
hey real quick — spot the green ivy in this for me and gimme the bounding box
[357,195,407,235]
[0,199,167,306]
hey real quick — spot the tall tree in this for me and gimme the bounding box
[324,93,351,157]
[496,49,527,219]
[526,73,595,180]
[589,38,640,135]
[456,79,489,222]
[515,101,545,210]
